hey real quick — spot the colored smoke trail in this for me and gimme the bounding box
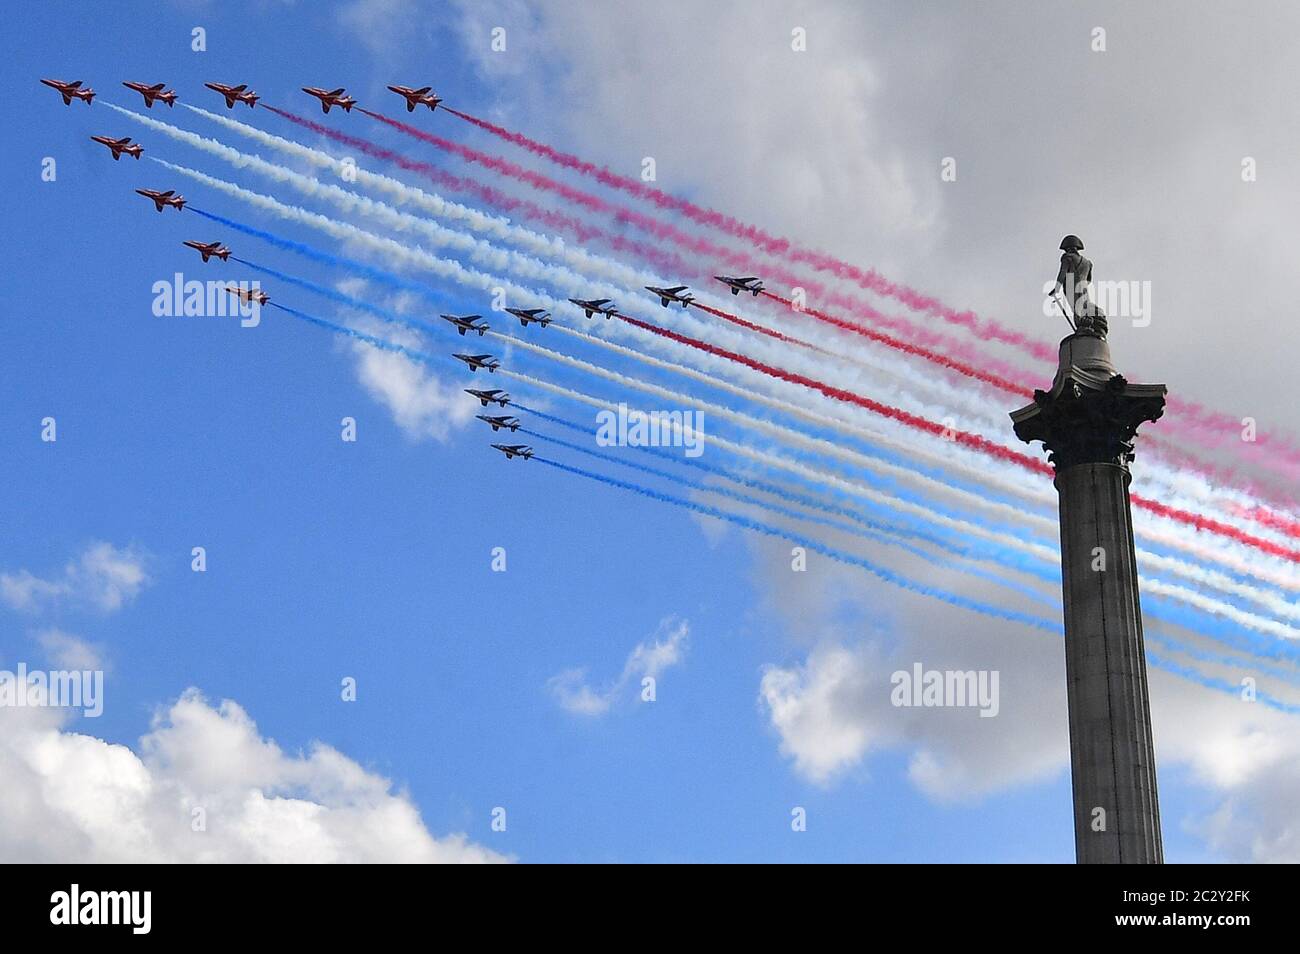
[239,289,1300,651]
[192,181,1300,584]
[216,213,1300,613]
[531,455,1059,632]
[530,455,1300,711]
[615,312,1300,563]
[247,104,1300,502]
[258,103,696,275]
[148,102,1300,507]
[518,427,1060,610]
[699,298,1033,398]
[176,165,1300,602]
[427,104,1300,483]
[438,106,1054,358]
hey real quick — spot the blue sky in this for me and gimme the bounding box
[3,1,1297,863]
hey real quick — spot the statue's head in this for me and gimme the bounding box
[1060,234,1084,252]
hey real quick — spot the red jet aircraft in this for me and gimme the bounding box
[302,87,356,114]
[123,81,177,108]
[204,82,259,109]
[91,136,143,161]
[41,78,95,105]
[183,240,231,263]
[136,189,186,212]
[387,85,441,112]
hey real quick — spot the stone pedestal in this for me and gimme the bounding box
[1010,334,1166,864]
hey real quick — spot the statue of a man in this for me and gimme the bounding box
[1053,234,1108,338]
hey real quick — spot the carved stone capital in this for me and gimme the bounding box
[1010,335,1166,472]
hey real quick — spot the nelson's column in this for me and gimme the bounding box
[1010,234,1167,864]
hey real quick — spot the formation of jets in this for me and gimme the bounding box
[136,188,185,212]
[388,85,442,112]
[41,78,95,105]
[38,77,768,470]
[476,414,520,432]
[466,388,510,407]
[205,82,259,109]
[302,86,356,114]
[441,313,489,336]
[715,275,764,296]
[645,284,694,308]
[123,81,177,108]
[227,286,269,306]
[492,444,534,460]
[454,353,501,373]
[506,307,551,328]
[90,135,142,161]
[569,297,619,319]
[183,240,231,263]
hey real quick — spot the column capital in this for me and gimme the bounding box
[1010,335,1166,471]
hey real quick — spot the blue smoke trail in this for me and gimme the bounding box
[532,454,1058,632]
[531,454,1299,712]
[192,206,445,307]
[266,302,439,367]
[1145,650,1300,714]
[510,404,1300,668]
[194,212,1297,622]
[231,256,438,334]
[514,401,1047,571]
[518,427,1057,610]
[257,295,1300,669]
[1145,630,1300,689]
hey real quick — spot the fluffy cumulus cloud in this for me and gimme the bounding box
[333,281,479,442]
[749,538,1300,860]
[549,617,689,716]
[34,629,106,672]
[0,542,149,615]
[0,689,507,863]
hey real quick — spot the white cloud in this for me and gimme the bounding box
[759,644,884,785]
[329,282,479,442]
[35,630,106,672]
[0,543,149,615]
[0,689,508,864]
[549,617,688,716]
[747,534,1300,859]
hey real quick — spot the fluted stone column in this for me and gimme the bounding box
[1011,334,1166,864]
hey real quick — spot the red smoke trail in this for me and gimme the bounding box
[441,105,1056,359]
[691,301,807,347]
[368,111,1066,370]
[282,107,1040,382]
[437,106,1300,477]
[759,293,1033,398]
[1242,506,1300,539]
[618,310,1060,474]
[277,107,1027,379]
[266,107,1300,518]
[615,311,1300,562]
[265,104,701,278]
[700,299,1299,516]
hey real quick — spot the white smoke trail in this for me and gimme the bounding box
[488,332,1300,631]
[172,101,1300,554]
[148,156,1300,601]
[140,102,1296,573]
